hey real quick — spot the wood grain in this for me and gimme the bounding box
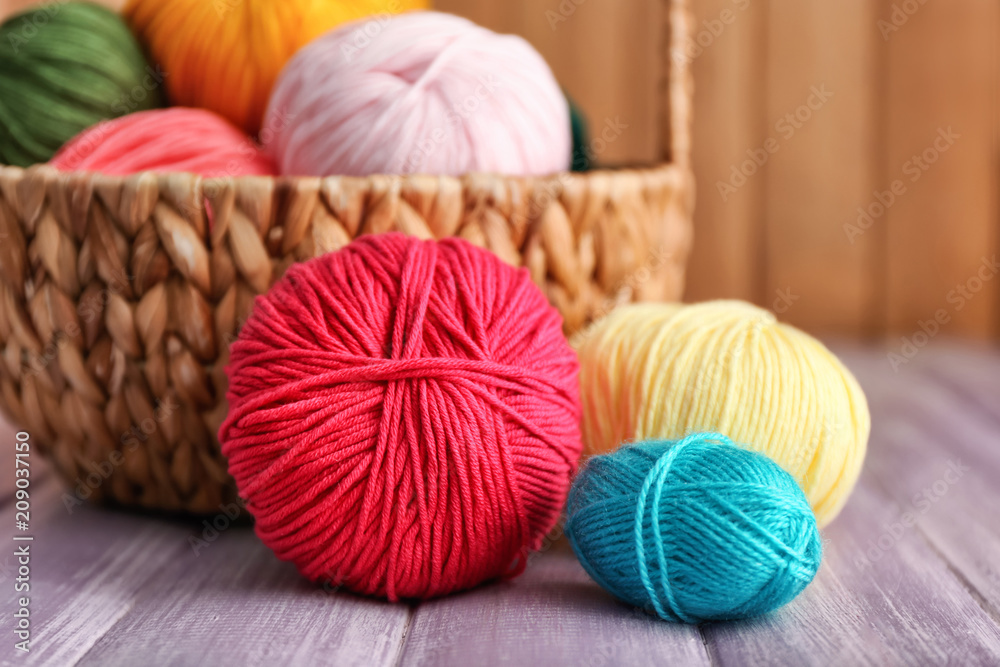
[916,342,1000,425]
[0,477,190,666]
[881,0,998,340]
[398,547,710,666]
[683,0,768,305]
[77,527,411,667]
[437,0,999,339]
[841,345,1000,618]
[761,0,879,336]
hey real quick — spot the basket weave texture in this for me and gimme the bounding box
[0,162,693,512]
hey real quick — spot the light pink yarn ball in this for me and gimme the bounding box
[263,11,571,177]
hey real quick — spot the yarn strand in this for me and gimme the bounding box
[220,234,582,600]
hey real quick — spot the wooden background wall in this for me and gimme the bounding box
[3,0,996,339]
[441,0,1000,341]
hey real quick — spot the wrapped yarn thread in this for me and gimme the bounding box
[219,233,583,601]
[0,2,162,166]
[263,11,571,177]
[124,0,427,135]
[565,433,822,623]
[51,108,276,176]
[574,301,870,527]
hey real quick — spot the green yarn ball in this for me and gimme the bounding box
[565,91,591,172]
[0,2,163,167]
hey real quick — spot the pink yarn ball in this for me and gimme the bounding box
[263,11,571,177]
[50,108,277,177]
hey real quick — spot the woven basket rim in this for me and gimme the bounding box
[0,160,681,185]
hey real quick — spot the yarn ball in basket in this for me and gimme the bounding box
[50,108,277,176]
[124,0,427,135]
[219,233,583,601]
[566,92,591,172]
[565,433,822,623]
[574,301,870,527]
[263,11,571,177]
[0,2,162,167]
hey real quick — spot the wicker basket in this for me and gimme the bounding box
[0,3,693,514]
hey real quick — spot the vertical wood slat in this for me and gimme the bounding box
[436,0,665,166]
[683,0,768,305]
[684,0,998,340]
[995,3,1000,341]
[664,0,693,166]
[883,0,998,340]
[761,0,879,336]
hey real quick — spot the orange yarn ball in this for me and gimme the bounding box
[123,0,427,134]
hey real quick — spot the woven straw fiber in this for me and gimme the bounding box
[0,0,694,513]
[0,163,693,512]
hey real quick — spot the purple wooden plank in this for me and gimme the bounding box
[839,349,1000,483]
[398,543,710,667]
[917,342,1000,426]
[75,521,410,667]
[0,476,190,666]
[838,345,1000,617]
[0,469,408,666]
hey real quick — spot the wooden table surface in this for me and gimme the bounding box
[1,343,999,666]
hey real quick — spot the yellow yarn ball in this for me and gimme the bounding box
[124,0,427,135]
[574,300,870,527]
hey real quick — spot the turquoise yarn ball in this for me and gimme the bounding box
[565,433,822,623]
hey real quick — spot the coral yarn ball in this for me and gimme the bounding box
[574,301,870,527]
[263,11,571,177]
[123,0,427,135]
[50,108,276,176]
[219,234,583,600]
